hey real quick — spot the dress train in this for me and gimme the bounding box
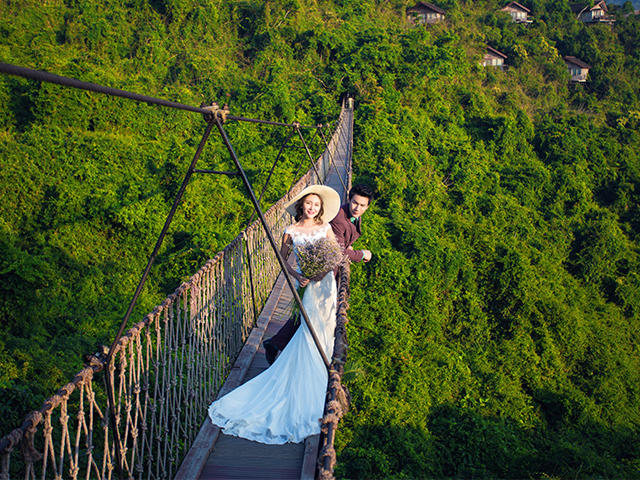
[208,257,336,444]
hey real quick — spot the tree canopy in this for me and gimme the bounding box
[1,1,639,477]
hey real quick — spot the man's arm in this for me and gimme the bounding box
[344,246,365,262]
[331,218,365,262]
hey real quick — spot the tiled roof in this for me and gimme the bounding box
[408,2,446,15]
[486,45,508,59]
[502,2,531,13]
[564,55,591,69]
[570,0,608,14]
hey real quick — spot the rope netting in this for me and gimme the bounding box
[0,103,353,480]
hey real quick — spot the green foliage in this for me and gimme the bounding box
[1,1,640,478]
[324,3,640,479]
[0,0,338,437]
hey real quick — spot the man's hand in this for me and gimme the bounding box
[362,249,372,262]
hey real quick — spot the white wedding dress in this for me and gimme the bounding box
[208,223,337,444]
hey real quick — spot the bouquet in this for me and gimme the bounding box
[290,236,344,324]
[295,236,344,280]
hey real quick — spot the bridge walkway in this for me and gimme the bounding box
[0,60,354,480]
[176,108,352,480]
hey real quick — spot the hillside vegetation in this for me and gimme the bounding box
[1,0,639,478]
[0,0,340,434]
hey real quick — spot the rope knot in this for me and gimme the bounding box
[292,121,301,129]
[201,102,230,123]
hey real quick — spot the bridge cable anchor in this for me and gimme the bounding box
[201,102,230,124]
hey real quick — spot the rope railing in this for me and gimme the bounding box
[318,264,352,480]
[317,100,354,480]
[0,103,353,480]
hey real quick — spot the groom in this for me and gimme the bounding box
[263,183,374,365]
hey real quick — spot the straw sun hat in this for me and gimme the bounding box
[284,185,341,223]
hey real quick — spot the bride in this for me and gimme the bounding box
[208,185,342,444]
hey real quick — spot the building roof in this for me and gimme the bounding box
[501,1,531,13]
[564,55,591,69]
[407,2,446,15]
[570,0,608,14]
[486,45,508,59]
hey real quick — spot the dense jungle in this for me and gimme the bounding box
[1,0,639,478]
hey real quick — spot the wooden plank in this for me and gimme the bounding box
[212,435,303,459]
[202,435,303,480]
[174,421,221,480]
[300,434,320,480]
[199,464,300,479]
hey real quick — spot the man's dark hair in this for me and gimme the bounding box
[348,184,374,203]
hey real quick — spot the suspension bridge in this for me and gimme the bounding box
[0,63,354,480]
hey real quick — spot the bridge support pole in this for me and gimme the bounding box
[247,127,296,226]
[213,116,331,369]
[295,126,323,184]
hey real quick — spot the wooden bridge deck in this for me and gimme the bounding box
[199,277,311,480]
[176,273,309,480]
[176,108,352,480]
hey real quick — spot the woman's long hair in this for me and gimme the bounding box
[294,193,324,224]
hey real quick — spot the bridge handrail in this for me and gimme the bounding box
[316,263,351,480]
[317,100,353,479]
[0,103,352,480]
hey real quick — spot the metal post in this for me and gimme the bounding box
[247,127,296,226]
[305,126,321,159]
[243,231,259,325]
[295,126,323,184]
[194,169,239,176]
[286,155,308,196]
[213,116,331,369]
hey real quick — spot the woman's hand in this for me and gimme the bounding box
[296,273,310,287]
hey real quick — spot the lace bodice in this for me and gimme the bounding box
[284,223,331,246]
